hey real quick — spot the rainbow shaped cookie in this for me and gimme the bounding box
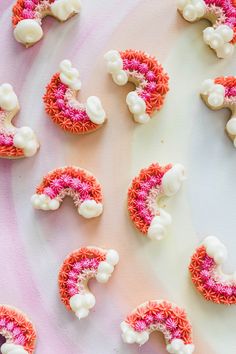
[128,163,186,240]
[121,300,194,353]
[105,49,169,124]
[31,166,103,218]
[189,236,236,304]
[12,0,81,47]
[177,0,236,58]
[0,305,36,354]
[59,247,119,319]
[201,76,236,147]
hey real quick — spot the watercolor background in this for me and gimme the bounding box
[0,0,236,353]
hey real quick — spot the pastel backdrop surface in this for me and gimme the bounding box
[0,0,236,353]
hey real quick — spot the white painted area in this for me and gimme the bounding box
[132,22,236,354]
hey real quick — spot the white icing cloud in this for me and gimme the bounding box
[126,91,150,124]
[95,249,119,283]
[13,127,39,157]
[200,79,225,108]
[167,339,195,354]
[177,0,206,22]
[59,59,81,90]
[226,118,236,148]
[120,321,149,346]
[147,209,172,241]
[95,261,114,283]
[51,0,81,21]
[31,194,60,211]
[162,164,186,197]
[69,293,96,319]
[0,83,19,111]
[226,118,236,136]
[86,96,106,125]
[203,236,228,265]
[78,200,103,219]
[104,50,128,86]
[14,19,43,46]
[203,25,235,58]
[106,249,119,266]
[1,343,28,354]
[201,80,236,147]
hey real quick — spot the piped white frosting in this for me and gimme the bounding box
[86,96,106,125]
[31,194,60,211]
[32,195,103,216]
[13,127,39,157]
[126,92,150,124]
[226,118,236,136]
[177,0,206,22]
[200,79,225,108]
[0,83,19,111]
[106,249,120,265]
[104,50,128,86]
[69,293,96,319]
[226,118,236,148]
[14,19,43,46]
[59,59,81,90]
[78,200,103,218]
[51,0,81,21]
[203,25,235,59]
[121,322,194,353]
[121,321,149,346]
[162,164,186,197]
[1,343,28,354]
[166,339,195,354]
[95,249,119,283]
[147,209,172,241]
[203,236,228,265]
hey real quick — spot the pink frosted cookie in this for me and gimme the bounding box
[200,76,236,146]
[0,305,36,354]
[127,163,186,241]
[12,0,81,47]
[177,0,236,58]
[104,49,169,124]
[121,300,194,354]
[0,83,39,159]
[43,60,106,134]
[189,236,236,304]
[31,166,103,218]
[58,246,119,319]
